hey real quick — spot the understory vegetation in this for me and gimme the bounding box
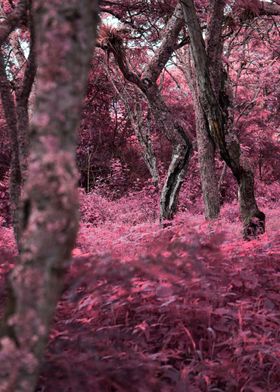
[1,185,280,391]
[0,0,279,390]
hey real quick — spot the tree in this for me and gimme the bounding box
[225,8,280,184]
[0,0,34,245]
[180,0,266,238]
[98,4,193,221]
[0,1,99,391]
[177,46,221,219]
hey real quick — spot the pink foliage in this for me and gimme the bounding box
[33,199,280,391]
[0,1,279,391]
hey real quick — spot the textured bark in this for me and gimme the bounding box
[141,3,184,84]
[0,50,22,243]
[15,22,37,186]
[128,105,159,186]
[181,0,265,238]
[195,98,220,219]
[179,49,220,219]
[218,162,227,192]
[100,4,192,220]
[191,0,224,219]
[0,1,99,391]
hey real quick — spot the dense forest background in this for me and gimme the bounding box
[0,0,279,391]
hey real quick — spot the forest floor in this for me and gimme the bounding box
[0,199,280,392]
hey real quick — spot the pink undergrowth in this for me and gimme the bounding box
[0,187,279,391]
[30,189,280,391]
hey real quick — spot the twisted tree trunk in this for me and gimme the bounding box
[0,1,99,391]
[143,85,192,220]
[100,3,192,220]
[128,104,159,187]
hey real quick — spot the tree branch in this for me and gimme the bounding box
[141,3,184,84]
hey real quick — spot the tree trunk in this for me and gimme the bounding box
[0,50,22,243]
[130,107,159,187]
[144,85,192,221]
[15,22,37,187]
[0,1,99,391]
[178,48,220,219]
[181,0,265,238]
[195,99,220,219]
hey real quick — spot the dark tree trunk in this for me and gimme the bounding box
[181,0,265,238]
[0,1,99,391]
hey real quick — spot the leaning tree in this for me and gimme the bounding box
[98,4,193,222]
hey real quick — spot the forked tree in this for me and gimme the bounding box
[180,0,268,238]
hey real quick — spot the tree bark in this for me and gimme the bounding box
[195,97,220,219]
[0,1,99,391]
[181,0,265,238]
[15,19,37,187]
[128,103,159,187]
[178,48,220,219]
